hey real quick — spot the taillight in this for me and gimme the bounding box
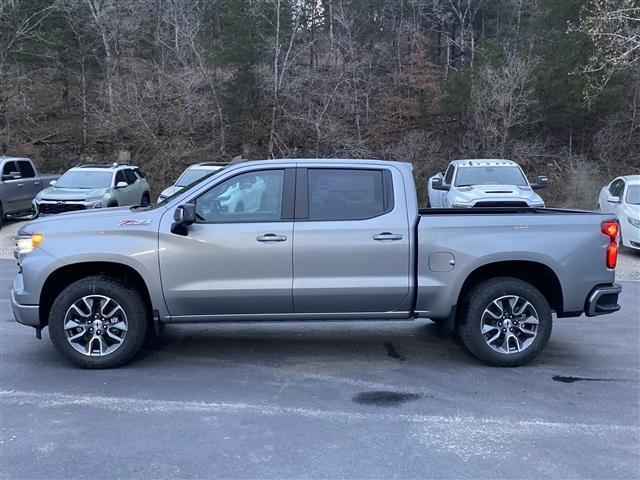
[601,221,619,269]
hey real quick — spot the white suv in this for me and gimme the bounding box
[34,163,150,215]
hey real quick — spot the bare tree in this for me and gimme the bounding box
[470,51,537,155]
[576,0,640,98]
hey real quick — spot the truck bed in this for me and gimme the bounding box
[419,207,602,215]
[414,207,616,319]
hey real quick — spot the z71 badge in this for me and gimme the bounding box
[119,219,152,226]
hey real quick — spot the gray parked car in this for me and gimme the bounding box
[12,159,621,369]
[0,156,59,228]
[34,163,150,215]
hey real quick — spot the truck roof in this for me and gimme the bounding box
[0,155,31,162]
[621,175,640,185]
[450,159,519,168]
[225,158,412,169]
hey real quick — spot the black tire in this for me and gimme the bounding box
[457,277,552,367]
[48,276,149,368]
[141,192,150,206]
[107,200,118,208]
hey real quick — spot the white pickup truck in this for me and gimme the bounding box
[428,159,547,208]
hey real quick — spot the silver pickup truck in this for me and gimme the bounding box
[11,159,622,369]
[0,156,59,228]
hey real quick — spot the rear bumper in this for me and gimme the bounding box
[11,289,40,328]
[585,283,622,317]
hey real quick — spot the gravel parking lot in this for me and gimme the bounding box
[1,219,639,479]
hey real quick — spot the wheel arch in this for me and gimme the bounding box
[39,261,153,328]
[456,260,564,317]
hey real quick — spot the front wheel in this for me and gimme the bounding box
[48,276,149,368]
[457,277,552,367]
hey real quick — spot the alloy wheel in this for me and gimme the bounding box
[480,295,539,354]
[63,295,128,356]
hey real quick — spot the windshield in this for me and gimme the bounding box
[55,170,113,189]
[627,185,640,205]
[454,166,527,187]
[176,168,217,187]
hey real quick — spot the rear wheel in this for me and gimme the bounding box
[141,192,150,206]
[48,276,149,368]
[457,277,552,366]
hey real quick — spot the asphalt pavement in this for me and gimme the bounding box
[0,258,639,479]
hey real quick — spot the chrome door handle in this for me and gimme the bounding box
[257,233,288,242]
[16,183,24,188]
[34,181,41,185]
[373,232,403,241]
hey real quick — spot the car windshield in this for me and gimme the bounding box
[176,168,216,187]
[455,166,527,187]
[627,185,640,205]
[55,170,112,189]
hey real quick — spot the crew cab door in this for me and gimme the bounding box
[16,160,41,209]
[1,161,24,213]
[159,167,295,318]
[292,166,411,314]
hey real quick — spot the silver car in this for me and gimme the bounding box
[34,164,150,215]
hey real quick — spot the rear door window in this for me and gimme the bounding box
[17,161,35,178]
[124,169,137,184]
[306,169,388,221]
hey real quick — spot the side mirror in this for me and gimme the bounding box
[2,172,21,181]
[115,181,128,189]
[431,177,450,191]
[531,175,548,190]
[171,203,197,235]
[607,195,621,204]
[49,180,57,186]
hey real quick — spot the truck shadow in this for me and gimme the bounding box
[134,320,478,368]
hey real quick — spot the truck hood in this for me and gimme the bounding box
[450,184,544,206]
[36,186,109,201]
[20,206,162,234]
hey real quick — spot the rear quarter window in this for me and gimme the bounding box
[306,168,390,221]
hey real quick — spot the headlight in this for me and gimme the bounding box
[85,199,103,208]
[14,232,44,259]
[157,195,167,203]
[629,216,640,228]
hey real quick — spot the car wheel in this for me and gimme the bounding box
[457,277,552,367]
[141,192,150,206]
[48,276,149,368]
[107,200,118,208]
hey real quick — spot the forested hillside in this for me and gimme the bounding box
[1,0,638,206]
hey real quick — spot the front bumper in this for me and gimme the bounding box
[585,283,622,317]
[11,289,40,328]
